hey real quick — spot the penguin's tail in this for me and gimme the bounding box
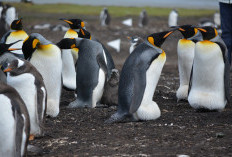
[104,112,127,124]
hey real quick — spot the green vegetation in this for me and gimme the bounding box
[11,2,216,17]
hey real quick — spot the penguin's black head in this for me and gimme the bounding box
[10,18,23,30]
[22,36,40,60]
[56,38,77,49]
[60,18,85,29]
[147,30,174,47]
[0,42,22,56]
[196,26,218,40]
[173,25,198,39]
[78,28,91,40]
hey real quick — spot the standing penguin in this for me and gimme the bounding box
[168,9,178,27]
[0,82,30,157]
[1,18,28,58]
[105,30,174,123]
[100,7,111,26]
[59,18,84,90]
[188,26,230,111]
[4,59,47,139]
[138,9,148,27]
[174,25,202,101]
[22,33,62,117]
[57,38,108,108]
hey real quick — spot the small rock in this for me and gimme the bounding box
[216,132,225,138]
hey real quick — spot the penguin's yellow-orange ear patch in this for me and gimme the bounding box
[163,31,173,38]
[194,28,198,35]
[81,22,85,28]
[148,37,154,46]
[32,39,40,49]
[72,48,79,53]
[80,29,85,36]
[214,28,218,37]
[90,36,92,40]
[64,20,73,25]
[160,51,166,58]
[71,44,76,49]
[179,28,185,32]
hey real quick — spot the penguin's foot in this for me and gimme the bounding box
[29,134,35,141]
[104,112,127,124]
[67,99,90,108]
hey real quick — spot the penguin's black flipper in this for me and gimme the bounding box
[15,106,25,156]
[96,53,108,78]
[216,42,231,104]
[129,63,147,114]
[188,63,194,95]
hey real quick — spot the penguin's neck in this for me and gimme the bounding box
[144,40,163,54]
[64,29,78,38]
[187,30,203,42]
[8,30,28,41]
[36,44,60,56]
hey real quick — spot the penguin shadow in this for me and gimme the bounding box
[195,108,221,113]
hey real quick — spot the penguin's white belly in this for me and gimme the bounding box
[129,43,136,54]
[0,95,16,157]
[176,39,195,100]
[6,37,25,55]
[168,11,178,27]
[134,54,166,120]
[30,46,62,117]
[21,114,27,156]
[62,49,76,90]
[7,73,40,135]
[92,68,105,108]
[188,41,226,110]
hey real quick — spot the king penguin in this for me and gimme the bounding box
[168,9,178,27]
[4,59,47,140]
[138,9,148,28]
[78,27,116,80]
[22,33,62,117]
[100,7,111,26]
[105,30,175,123]
[1,18,28,58]
[188,26,230,111]
[59,18,84,90]
[61,18,85,38]
[57,38,108,108]
[174,25,203,101]
[0,82,30,157]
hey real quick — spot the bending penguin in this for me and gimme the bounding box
[0,82,30,157]
[188,26,230,111]
[57,38,108,108]
[105,30,175,123]
[22,33,62,117]
[78,27,116,80]
[173,25,202,101]
[1,18,28,58]
[4,59,47,140]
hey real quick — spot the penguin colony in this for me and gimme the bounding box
[0,13,230,157]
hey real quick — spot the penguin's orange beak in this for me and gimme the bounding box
[197,28,207,32]
[127,36,131,40]
[64,20,73,25]
[163,31,174,38]
[8,48,21,51]
[4,67,12,72]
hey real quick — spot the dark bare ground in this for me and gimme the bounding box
[23,13,232,156]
